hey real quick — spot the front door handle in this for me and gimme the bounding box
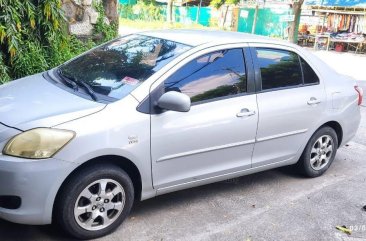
[307,97,321,105]
[236,108,256,117]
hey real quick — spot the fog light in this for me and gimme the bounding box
[0,196,21,209]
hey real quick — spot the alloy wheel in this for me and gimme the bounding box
[310,135,334,171]
[74,179,126,231]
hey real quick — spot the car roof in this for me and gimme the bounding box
[139,29,285,47]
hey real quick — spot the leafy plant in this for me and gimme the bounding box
[119,4,134,19]
[47,35,96,68]
[0,52,10,83]
[120,1,164,22]
[0,0,117,82]
[12,40,49,79]
[0,0,65,81]
[94,2,118,42]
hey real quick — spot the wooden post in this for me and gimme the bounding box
[196,0,203,23]
[252,3,259,34]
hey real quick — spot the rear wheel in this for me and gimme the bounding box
[297,126,338,177]
[55,164,134,239]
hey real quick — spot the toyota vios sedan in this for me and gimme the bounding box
[0,30,363,239]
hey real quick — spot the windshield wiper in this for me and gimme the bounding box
[57,69,98,101]
[57,69,78,91]
[76,80,99,101]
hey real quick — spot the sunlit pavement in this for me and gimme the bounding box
[1,47,366,241]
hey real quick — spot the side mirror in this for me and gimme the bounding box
[157,91,191,112]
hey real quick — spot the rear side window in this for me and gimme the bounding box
[255,48,302,91]
[300,57,319,85]
[164,49,246,103]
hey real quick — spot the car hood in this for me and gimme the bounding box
[0,73,106,130]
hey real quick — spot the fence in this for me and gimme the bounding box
[119,1,212,27]
[237,6,293,38]
[174,6,211,26]
[119,1,295,39]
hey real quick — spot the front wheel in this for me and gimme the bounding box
[296,126,338,178]
[54,164,134,239]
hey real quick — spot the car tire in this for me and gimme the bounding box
[296,126,338,178]
[54,164,134,240]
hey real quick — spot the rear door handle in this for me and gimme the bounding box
[307,97,321,105]
[236,108,256,117]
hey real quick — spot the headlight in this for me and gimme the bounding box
[3,128,75,159]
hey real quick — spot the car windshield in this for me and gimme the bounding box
[58,35,191,100]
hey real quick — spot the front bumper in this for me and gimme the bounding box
[0,154,77,225]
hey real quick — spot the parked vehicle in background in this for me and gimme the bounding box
[0,30,362,239]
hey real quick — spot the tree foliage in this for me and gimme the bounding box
[0,0,64,59]
[0,0,117,82]
[210,0,239,9]
[94,2,118,41]
[0,52,10,83]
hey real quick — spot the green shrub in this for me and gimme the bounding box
[0,0,117,82]
[119,4,134,19]
[94,2,118,42]
[0,52,10,83]
[0,0,66,81]
[12,40,49,79]
[47,36,96,68]
[120,2,164,22]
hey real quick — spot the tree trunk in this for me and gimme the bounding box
[167,0,173,23]
[103,0,119,24]
[288,0,304,43]
[222,5,229,28]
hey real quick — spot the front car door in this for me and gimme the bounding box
[249,44,327,167]
[149,46,258,193]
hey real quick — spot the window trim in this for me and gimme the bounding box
[165,48,249,105]
[250,46,321,93]
[137,46,256,114]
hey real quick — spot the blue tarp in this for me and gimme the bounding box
[305,0,366,7]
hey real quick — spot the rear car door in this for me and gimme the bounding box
[249,44,326,167]
[149,46,258,192]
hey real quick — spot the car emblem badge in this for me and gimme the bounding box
[128,135,138,144]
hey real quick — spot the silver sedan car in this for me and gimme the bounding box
[0,30,363,239]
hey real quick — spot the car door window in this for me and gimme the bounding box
[255,48,303,91]
[164,49,246,103]
[300,57,320,85]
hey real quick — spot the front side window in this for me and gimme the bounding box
[255,48,303,91]
[58,35,191,100]
[164,49,247,103]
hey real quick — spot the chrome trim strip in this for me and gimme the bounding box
[256,129,308,142]
[156,139,255,163]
